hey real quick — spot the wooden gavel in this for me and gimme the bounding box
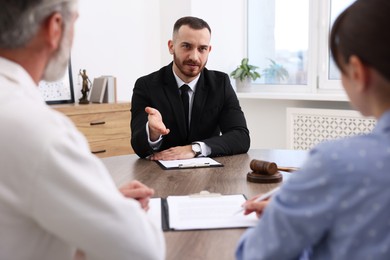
[250,159,299,175]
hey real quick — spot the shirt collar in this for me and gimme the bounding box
[0,56,45,103]
[172,67,200,92]
[0,57,37,87]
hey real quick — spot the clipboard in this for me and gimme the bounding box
[147,191,258,231]
[157,157,223,170]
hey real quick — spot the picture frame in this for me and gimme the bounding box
[38,59,75,104]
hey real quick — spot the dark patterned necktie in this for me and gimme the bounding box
[180,84,190,131]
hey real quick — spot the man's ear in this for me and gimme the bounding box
[168,40,174,55]
[44,12,63,51]
[349,55,371,92]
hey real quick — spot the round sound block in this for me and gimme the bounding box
[247,171,283,183]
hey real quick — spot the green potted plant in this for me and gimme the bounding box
[230,58,261,92]
[263,59,289,84]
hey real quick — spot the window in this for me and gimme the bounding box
[248,0,309,86]
[328,0,356,80]
[247,0,356,93]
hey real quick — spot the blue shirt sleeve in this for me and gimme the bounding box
[235,145,345,260]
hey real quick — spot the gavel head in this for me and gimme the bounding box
[249,159,278,175]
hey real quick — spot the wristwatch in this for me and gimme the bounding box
[191,143,202,157]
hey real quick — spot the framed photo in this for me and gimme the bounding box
[38,59,75,104]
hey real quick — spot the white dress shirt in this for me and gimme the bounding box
[0,57,165,260]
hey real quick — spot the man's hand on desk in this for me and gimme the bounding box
[119,180,154,212]
[149,145,195,160]
[146,106,170,141]
[242,196,270,218]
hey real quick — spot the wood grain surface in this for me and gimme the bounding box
[101,149,307,260]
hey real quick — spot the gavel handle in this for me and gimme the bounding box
[277,166,299,172]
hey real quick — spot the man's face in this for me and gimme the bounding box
[168,25,211,83]
[42,12,77,82]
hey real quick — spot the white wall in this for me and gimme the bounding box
[71,0,354,149]
[190,0,246,73]
[72,0,245,102]
[72,0,161,102]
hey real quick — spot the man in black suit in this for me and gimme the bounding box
[131,16,250,160]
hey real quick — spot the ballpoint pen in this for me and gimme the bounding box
[233,186,280,215]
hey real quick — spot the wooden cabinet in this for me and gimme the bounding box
[52,102,133,158]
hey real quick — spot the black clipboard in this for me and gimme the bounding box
[154,191,256,231]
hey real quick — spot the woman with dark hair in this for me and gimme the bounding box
[236,0,390,259]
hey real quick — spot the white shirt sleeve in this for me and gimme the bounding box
[194,141,211,157]
[146,122,163,150]
[31,122,165,260]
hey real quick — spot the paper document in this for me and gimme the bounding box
[157,157,223,170]
[148,194,258,231]
[167,195,258,230]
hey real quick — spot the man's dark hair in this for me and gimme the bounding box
[173,16,211,35]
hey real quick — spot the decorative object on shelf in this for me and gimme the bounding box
[78,69,91,104]
[38,58,75,104]
[230,58,261,92]
[89,76,117,103]
[89,77,107,103]
[101,75,117,103]
[263,59,289,84]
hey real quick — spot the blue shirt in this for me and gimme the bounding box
[236,110,390,260]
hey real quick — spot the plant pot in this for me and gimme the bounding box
[235,78,252,92]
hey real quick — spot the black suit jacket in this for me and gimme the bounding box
[131,62,250,158]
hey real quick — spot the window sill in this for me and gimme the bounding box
[236,91,348,102]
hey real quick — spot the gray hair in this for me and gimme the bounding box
[0,0,77,49]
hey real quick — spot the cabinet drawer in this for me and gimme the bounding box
[69,111,130,142]
[90,138,133,158]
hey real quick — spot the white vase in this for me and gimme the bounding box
[235,78,252,92]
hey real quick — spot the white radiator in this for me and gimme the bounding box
[286,108,376,150]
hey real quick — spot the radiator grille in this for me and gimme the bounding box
[286,108,376,150]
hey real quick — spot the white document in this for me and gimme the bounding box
[167,194,258,230]
[158,157,223,169]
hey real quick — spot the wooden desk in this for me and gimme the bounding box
[101,149,307,260]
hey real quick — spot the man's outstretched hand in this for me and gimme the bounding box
[145,106,170,141]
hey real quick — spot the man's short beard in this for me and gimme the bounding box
[42,26,72,82]
[173,53,207,79]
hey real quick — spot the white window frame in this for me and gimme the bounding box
[244,0,347,100]
[317,0,344,90]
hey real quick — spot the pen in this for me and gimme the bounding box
[233,186,280,215]
[178,162,210,168]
